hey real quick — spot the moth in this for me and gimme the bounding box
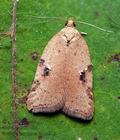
[26,19,94,120]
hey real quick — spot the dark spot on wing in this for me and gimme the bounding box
[64,34,75,47]
[88,64,93,72]
[67,40,70,46]
[31,87,36,91]
[86,87,93,100]
[40,58,45,65]
[33,80,40,84]
[43,67,49,76]
[87,87,92,92]
[80,70,86,82]
[31,80,40,91]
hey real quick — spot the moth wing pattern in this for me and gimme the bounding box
[26,32,66,113]
[62,30,94,120]
[27,19,94,120]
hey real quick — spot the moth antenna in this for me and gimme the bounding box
[25,15,66,21]
[25,15,113,33]
[75,20,113,33]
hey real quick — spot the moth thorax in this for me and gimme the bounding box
[65,19,76,27]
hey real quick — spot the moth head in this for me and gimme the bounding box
[65,18,76,27]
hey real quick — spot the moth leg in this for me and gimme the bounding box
[80,32,87,35]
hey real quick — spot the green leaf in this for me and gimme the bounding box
[0,0,120,140]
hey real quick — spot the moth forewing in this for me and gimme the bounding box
[26,19,94,120]
[62,32,94,120]
[26,31,66,112]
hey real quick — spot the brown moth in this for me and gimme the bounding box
[26,19,94,120]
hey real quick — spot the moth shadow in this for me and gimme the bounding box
[64,114,93,124]
[31,110,62,118]
[30,110,93,123]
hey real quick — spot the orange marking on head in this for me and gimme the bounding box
[65,18,76,27]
